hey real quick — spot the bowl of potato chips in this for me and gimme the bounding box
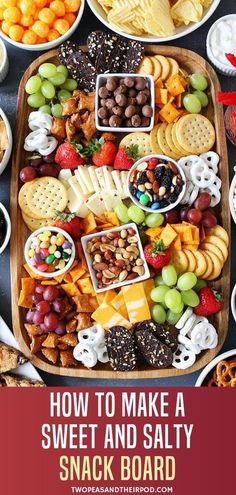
[0,108,12,176]
[87,0,221,43]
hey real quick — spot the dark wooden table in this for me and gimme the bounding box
[0,0,235,386]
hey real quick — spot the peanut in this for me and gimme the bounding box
[119,270,128,282]
[94,254,102,263]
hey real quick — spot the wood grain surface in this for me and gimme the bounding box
[10,46,230,378]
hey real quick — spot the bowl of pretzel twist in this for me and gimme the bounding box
[195,349,236,387]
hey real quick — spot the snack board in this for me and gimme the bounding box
[10,44,230,378]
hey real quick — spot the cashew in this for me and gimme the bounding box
[136,258,144,266]
[127,235,138,244]
[126,245,139,256]
[102,270,116,279]
[132,266,145,276]
[94,254,102,263]
[100,244,116,252]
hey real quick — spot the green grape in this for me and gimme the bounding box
[127,205,145,224]
[181,289,200,307]
[194,279,207,292]
[151,285,169,303]
[166,309,183,325]
[154,275,165,286]
[177,272,197,291]
[38,63,57,78]
[171,302,184,314]
[25,75,42,95]
[114,203,130,223]
[162,265,177,287]
[48,73,66,86]
[165,288,182,310]
[183,94,201,114]
[51,103,63,118]
[193,90,208,108]
[151,304,166,324]
[61,78,78,91]
[58,89,72,102]
[145,213,164,228]
[189,73,208,91]
[57,65,69,78]
[41,80,56,100]
[39,105,51,114]
[27,92,46,108]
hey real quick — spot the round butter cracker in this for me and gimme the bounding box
[22,211,55,232]
[120,132,152,157]
[18,181,37,217]
[150,124,164,154]
[26,177,68,219]
[176,114,216,154]
[157,122,179,160]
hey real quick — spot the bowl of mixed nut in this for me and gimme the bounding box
[81,223,150,293]
[128,155,186,213]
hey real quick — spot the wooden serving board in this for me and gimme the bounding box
[10,46,230,379]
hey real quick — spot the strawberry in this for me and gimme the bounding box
[54,211,81,239]
[113,144,139,170]
[90,138,118,167]
[144,240,171,270]
[193,287,224,316]
[55,143,85,169]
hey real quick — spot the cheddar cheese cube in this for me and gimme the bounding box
[91,303,132,330]
[111,291,129,319]
[122,283,151,323]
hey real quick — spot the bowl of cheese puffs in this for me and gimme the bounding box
[87,0,221,43]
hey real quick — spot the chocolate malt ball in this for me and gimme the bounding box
[131,114,141,127]
[128,88,137,97]
[136,91,148,105]
[102,119,109,126]
[105,98,116,110]
[98,107,109,119]
[109,115,122,127]
[106,77,118,91]
[124,76,135,88]
[135,77,146,91]
[100,98,107,107]
[114,84,127,96]
[98,86,110,98]
[141,116,150,127]
[112,105,123,116]
[125,105,136,118]
[142,105,153,117]
[142,88,150,97]
[115,93,127,107]
[127,97,137,106]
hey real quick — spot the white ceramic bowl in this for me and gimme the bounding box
[0,0,85,51]
[127,155,186,214]
[95,73,155,133]
[206,14,236,77]
[0,108,13,176]
[87,0,221,43]
[195,349,236,386]
[81,223,150,293]
[229,173,236,224]
[0,38,9,82]
[231,284,236,324]
[0,202,11,254]
[24,226,76,278]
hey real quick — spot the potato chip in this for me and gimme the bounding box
[171,0,203,26]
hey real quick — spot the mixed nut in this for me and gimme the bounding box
[97,75,153,129]
[86,227,145,289]
[129,157,185,210]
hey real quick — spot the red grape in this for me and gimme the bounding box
[43,152,56,163]
[43,286,59,302]
[55,320,66,335]
[20,166,37,183]
[187,208,203,225]
[201,210,217,227]
[32,292,43,304]
[180,207,189,221]
[44,311,59,331]
[194,192,211,211]
[36,300,51,315]
[29,156,43,167]
[33,311,45,325]
[35,284,45,294]
[39,164,59,178]
[53,299,66,313]
[165,210,179,224]
[26,310,34,323]
[40,323,48,333]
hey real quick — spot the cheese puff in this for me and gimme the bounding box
[9,23,24,40]
[47,27,60,40]
[3,6,21,22]
[64,0,80,13]
[32,19,49,37]
[1,19,12,33]
[20,14,33,26]
[38,7,55,24]
[63,12,76,26]
[54,18,69,34]
[20,0,36,16]
[50,0,65,17]
[22,29,37,43]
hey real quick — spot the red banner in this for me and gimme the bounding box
[0,388,234,495]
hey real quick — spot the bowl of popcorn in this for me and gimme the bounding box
[0,0,85,51]
[24,226,76,277]
[87,0,221,43]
